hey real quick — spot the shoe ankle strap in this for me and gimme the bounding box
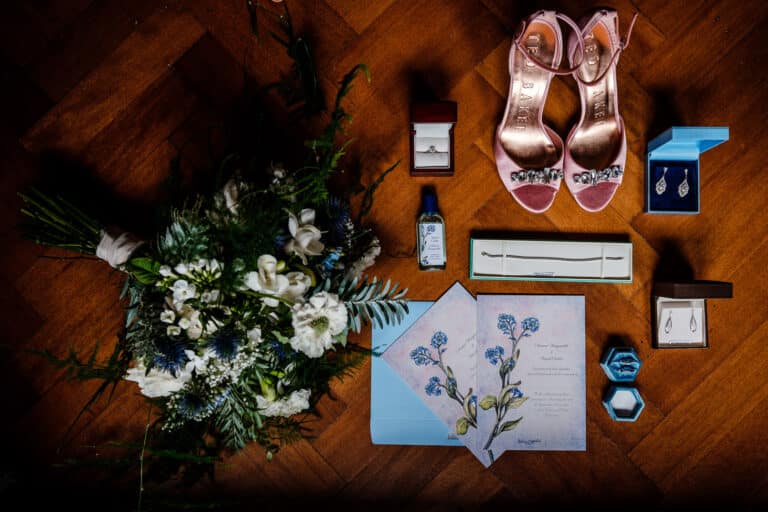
[574,11,638,86]
[513,12,586,76]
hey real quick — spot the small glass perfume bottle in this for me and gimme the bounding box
[417,188,446,271]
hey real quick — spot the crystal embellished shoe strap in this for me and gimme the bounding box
[510,168,564,185]
[572,166,623,186]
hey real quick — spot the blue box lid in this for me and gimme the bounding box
[647,126,729,159]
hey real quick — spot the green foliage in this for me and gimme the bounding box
[319,275,409,332]
[357,159,400,225]
[298,64,371,205]
[157,206,213,264]
[18,188,102,254]
[127,257,162,285]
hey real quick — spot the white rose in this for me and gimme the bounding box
[255,389,311,418]
[284,209,324,264]
[284,271,311,301]
[243,254,290,307]
[124,360,194,398]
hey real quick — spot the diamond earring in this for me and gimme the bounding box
[664,312,672,334]
[655,166,668,195]
[690,309,697,332]
[678,168,690,198]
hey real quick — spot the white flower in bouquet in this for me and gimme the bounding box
[284,271,311,301]
[125,360,195,398]
[247,326,263,344]
[221,179,240,215]
[285,209,324,264]
[171,279,197,303]
[243,254,290,307]
[289,292,347,358]
[256,389,311,418]
[348,237,381,278]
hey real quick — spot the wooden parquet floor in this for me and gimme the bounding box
[1,0,767,509]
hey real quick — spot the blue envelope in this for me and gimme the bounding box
[370,300,463,446]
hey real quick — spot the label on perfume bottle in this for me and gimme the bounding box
[418,222,445,266]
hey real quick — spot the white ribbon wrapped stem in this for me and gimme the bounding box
[96,229,144,269]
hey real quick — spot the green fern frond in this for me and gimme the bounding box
[326,275,409,332]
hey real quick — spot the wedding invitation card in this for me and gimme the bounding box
[381,282,585,466]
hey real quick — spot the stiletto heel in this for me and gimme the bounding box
[564,9,637,212]
[494,10,584,213]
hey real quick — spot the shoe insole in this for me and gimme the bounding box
[569,21,621,171]
[499,21,559,170]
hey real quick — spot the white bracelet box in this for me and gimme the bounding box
[469,236,633,283]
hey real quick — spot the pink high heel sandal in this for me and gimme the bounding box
[494,10,584,213]
[564,9,638,212]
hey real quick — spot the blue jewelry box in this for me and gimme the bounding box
[645,126,729,214]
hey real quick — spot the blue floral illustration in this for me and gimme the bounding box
[497,314,516,335]
[480,313,540,463]
[410,331,477,435]
[409,346,437,366]
[425,376,442,396]
[430,331,447,348]
[521,317,539,334]
[484,346,505,365]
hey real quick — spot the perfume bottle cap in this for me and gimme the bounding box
[421,190,438,213]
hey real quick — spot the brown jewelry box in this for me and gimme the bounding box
[410,101,457,176]
[652,280,733,349]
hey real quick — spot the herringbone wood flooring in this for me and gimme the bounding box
[1,0,767,509]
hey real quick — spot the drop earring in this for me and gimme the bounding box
[664,312,672,334]
[678,168,690,198]
[655,166,668,195]
[690,309,697,332]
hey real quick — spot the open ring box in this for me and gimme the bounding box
[410,101,457,176]
[652,280,733,349]
[645,126,728,214]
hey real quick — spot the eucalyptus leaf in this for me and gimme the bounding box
[506,396,528,409]
[500,417,523,432]
[479,395,497,410]
[455,417,469,436]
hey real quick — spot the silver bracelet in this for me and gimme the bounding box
[480,251,624,262]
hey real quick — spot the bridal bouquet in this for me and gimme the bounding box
[19,61,407,468]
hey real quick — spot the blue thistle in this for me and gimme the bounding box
[521,317,540,333]
[425,376,442,396]
[410,346,435,366]
[323,196,352,245]
[430,331,448,349]
[153,339,188,377]
[269,340,291,362]
[485,346,505,365]
[497,314,516,336]
[176,392,208,420]
[209,329,242,360]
